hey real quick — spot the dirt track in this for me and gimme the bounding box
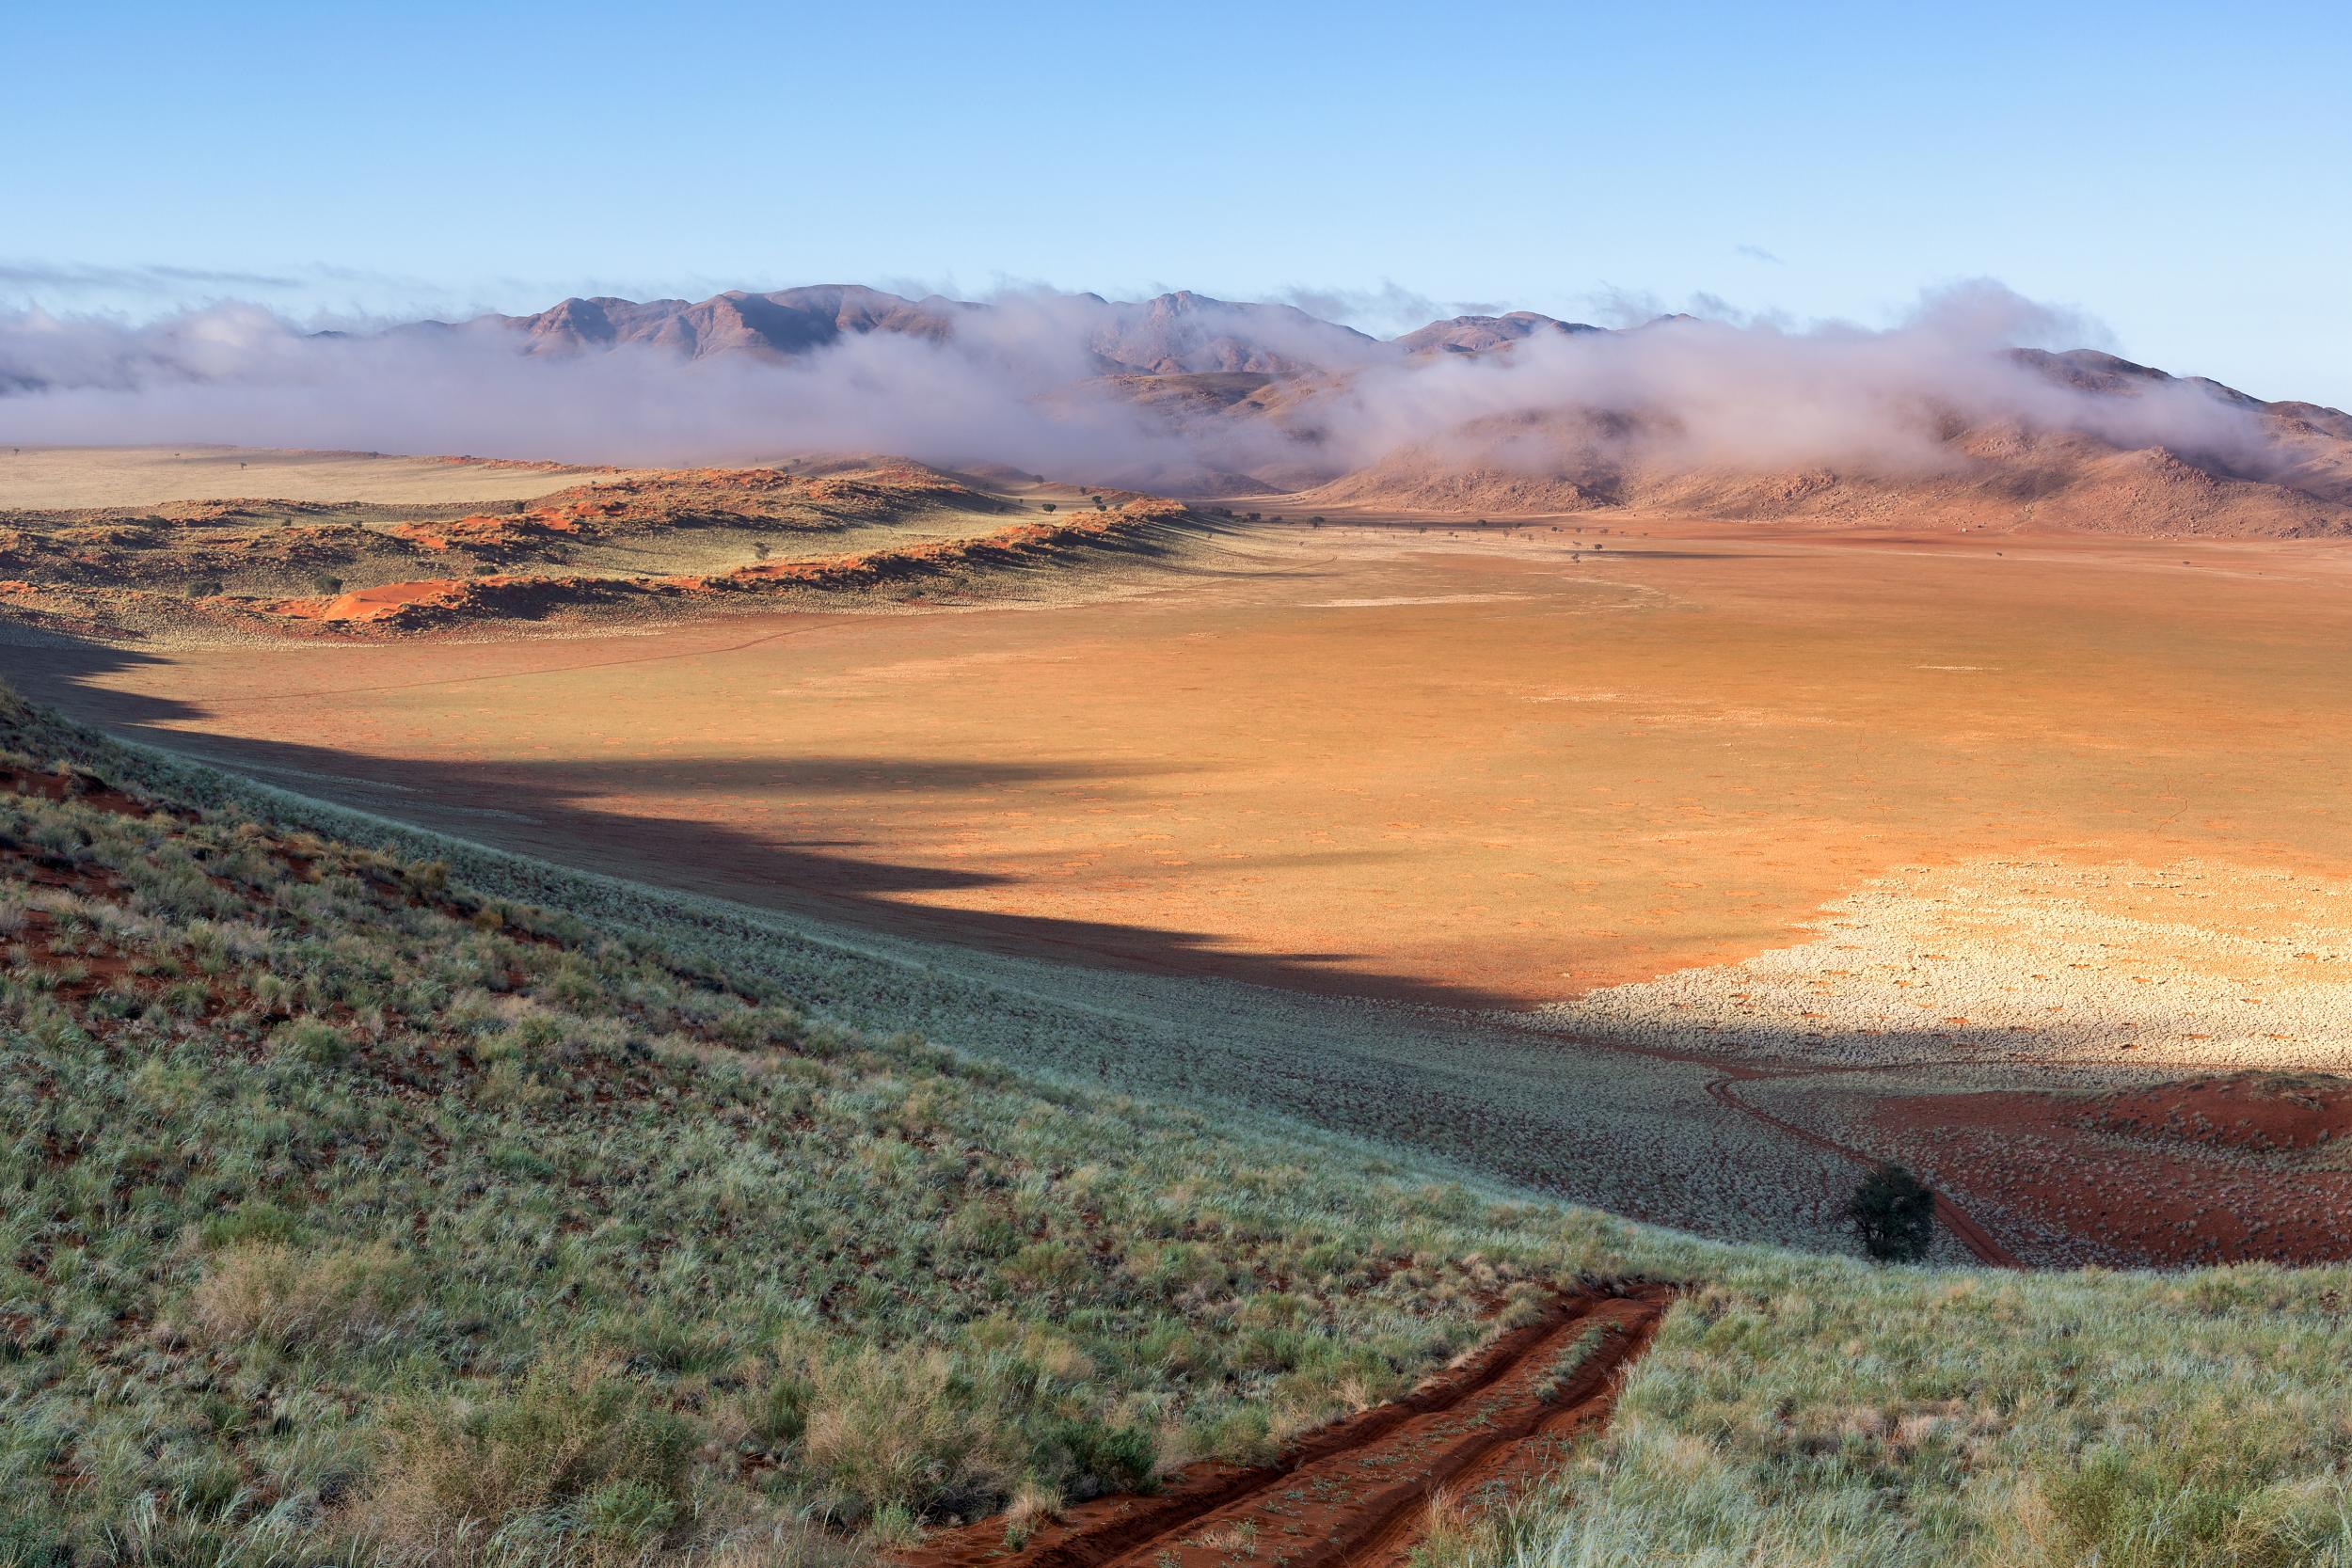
[903,1284,1675,1568]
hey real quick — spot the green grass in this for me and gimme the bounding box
[0,682,2345,1566]
[1496,1264,2352,1567]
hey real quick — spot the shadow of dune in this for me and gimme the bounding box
[1,632,1517,1010]
[15,630,2341,1269]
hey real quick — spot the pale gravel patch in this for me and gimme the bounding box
[1305,592,1532,608]
[1523,857,2352,1071]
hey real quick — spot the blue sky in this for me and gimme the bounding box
[8,0,2349,404]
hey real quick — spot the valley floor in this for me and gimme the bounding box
[8,511,2350,1267]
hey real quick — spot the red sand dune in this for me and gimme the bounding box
[248,500,1192,632]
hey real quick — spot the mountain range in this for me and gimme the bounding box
[10,282,2351,533]
[434,284,1560,375]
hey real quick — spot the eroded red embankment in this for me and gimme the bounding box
[902,1282,1676,1568]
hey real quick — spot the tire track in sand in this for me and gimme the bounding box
[900,1281,1675,1568]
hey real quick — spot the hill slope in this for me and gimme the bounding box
[1292,372,2352,535]
[0,686,2348,1564]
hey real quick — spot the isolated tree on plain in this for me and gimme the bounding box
[1847,1164,1935,1263]
[311,574,343,594]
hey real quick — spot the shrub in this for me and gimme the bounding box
[1031,1415,1159,1497]
[310,574,344,594]
[1847,1164,1935,1262]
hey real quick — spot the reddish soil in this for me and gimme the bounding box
[901,1283,1675,1568]
[267,578,478,625]
[1869,1086,2352,1266]
[1701,1069,2023,1267]
[2086,1072,2352,1153]
[0,761,157,820]
[389,513,586,552]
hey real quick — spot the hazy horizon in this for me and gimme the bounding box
[6,0,2348,408]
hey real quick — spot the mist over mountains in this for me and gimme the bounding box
[5,281,2349,532]
[453,285,1398,377]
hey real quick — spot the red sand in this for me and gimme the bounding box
[270,578,475,624]
[2086,1072,2352,1153]
[902,1285,1673,1568]
[73,522,2352,1011]
[1870,1085,2352,1266]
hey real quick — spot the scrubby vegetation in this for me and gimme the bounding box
[0,687,1606,1562]
[1432,1264,2352,1568]
[0,467,1199,639]
[1848,1164,1936,1264]
[0,682,2346,1566]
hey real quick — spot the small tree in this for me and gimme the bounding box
[185,579,223,599]
[311,574,344,594]
[1847,1164,1934,1263]
[1041,502,1057,513]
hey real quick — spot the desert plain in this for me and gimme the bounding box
[6,445,2346,1271]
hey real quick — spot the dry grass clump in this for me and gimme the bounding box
[363,1354,697,1560]
[797,1345,1025,1526]
[186,1241,421,1349]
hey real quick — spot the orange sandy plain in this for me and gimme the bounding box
[18,517,2352,1014]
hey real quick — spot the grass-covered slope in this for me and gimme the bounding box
[0,683,2346,1567]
